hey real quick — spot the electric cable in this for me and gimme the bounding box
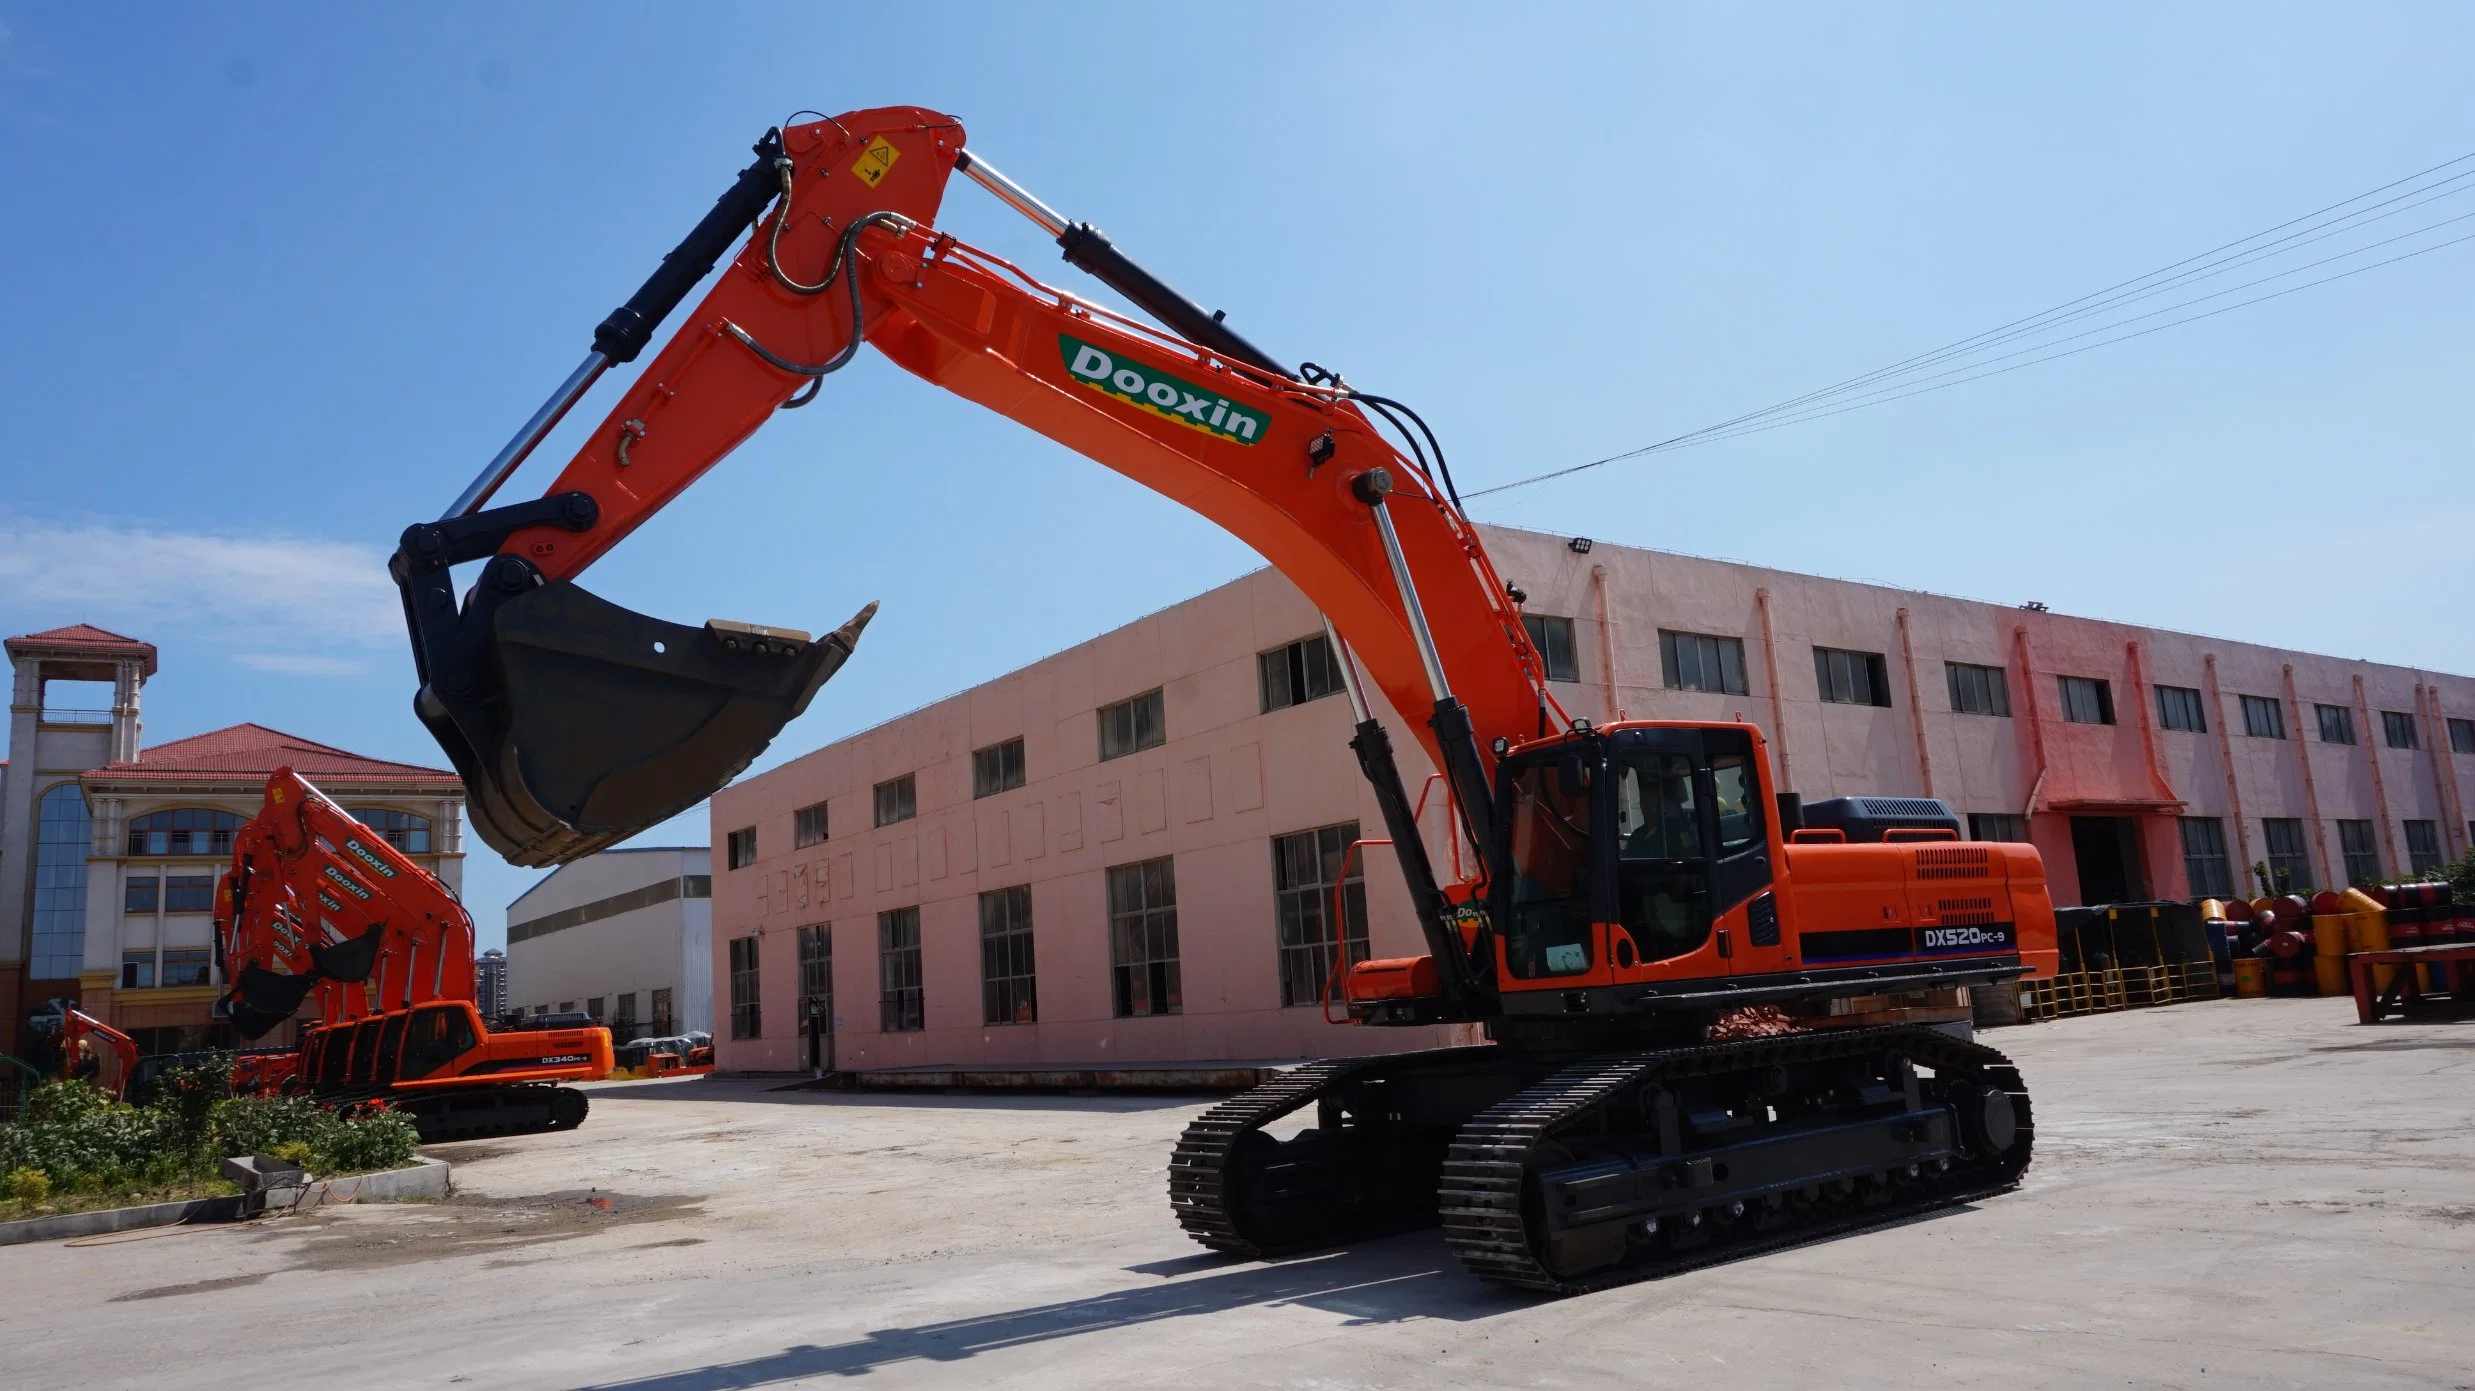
[1466,151,2475,500]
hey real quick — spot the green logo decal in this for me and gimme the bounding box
[321,864,373,902]
[1060,334,1269,446]
[344,837,398,878]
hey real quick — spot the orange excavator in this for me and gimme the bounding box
[54,1007,139,1099]
[214,767,612,1140]
[389,105,2058,1291]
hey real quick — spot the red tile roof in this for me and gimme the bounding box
[7,624,159,675]
[11,622,152,646]
[85,722,460,786]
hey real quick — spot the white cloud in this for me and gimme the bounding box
[232,652,373,677]
[0,517,401,650]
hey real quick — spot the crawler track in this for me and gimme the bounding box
[1169,1044,1501,1257]
[1171,1026,2031,1296]
[1439,1026,2032,1293]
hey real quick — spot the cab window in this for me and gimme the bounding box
[1502,759,1594,979]
[1613,749,1713,963]
[1712,749,1764,853]
[399,1004,478,1080]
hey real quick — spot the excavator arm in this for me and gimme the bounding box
[214,767,477,1041]
[394,106,1560,1003]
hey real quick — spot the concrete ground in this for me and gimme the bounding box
[4,995,2471,1390]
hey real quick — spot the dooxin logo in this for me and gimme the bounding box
[344,837,398,878]
[1061,334,1268,446]
[321,864,373,902]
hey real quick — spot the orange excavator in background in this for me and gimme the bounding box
[56,1007,138,1099]
[388,105,2058,1291]
[214,767,612,1140]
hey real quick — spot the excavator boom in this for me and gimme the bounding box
[398,108,1552,871]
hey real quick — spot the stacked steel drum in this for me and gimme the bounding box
[2207,883,2466,998]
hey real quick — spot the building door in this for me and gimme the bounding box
[2068,816,2148,905]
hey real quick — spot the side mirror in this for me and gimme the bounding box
[1557,754,1589,800]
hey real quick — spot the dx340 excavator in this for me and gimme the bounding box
[388,105,2058,1293]
[214,768,612,1141]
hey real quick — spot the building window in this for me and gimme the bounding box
[351,808,433,854]
[124,876,160,913]
[1097,689,1166,761]
[1968,813,2031,842]
[1522,615,1579,684]
[1814,648,1892,708]
[2056,676,2114,725]
[164,875,216,913]
[1947,662,2011,717]
[650,986,674,1033]
[2179,818,2235,898]
[2403,821,2441,875]
[978,885,1038,1025]
[2450,717,2475,755]
[2315,704,2355,745]
[2336,819,2381,886]
[878,907,924,1032]
[2241,695,2285,740]
[1272,823,1369,1008]
[2381,711,2419,750]
[31,785,94,978]
[794,801,830,848]
[2156,685,2207,734]
[726,827,758,870]
[121,951,155,991]
[1660,631,1748,696]
[728,935,761,1039]
[972,739,1027,798]
[873,775,917,827]
[123,807,241,857]
[159,948,211,988]
[1106,857,1182,1018]
[614,992,638,1027]
[1259,634,1345,713]
[2261,818,2315,893]
[586,996,606,1022]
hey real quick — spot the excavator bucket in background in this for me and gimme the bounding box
[416,578,877,868]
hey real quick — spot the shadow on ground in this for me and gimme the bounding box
[568,1236,1514,1390]
[579,1076,1210,1114]
[567,1199,1989,1390]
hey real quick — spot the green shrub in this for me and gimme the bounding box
[316,1105,419,1176]
[205,1094,418,1176]
[4,1166,51,1204]
[154,1054,234,1162]
[210,1094,334,1159]
[0,1081,173,1190]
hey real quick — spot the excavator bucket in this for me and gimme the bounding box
[420,580,875,868]
[225,926,382,1041]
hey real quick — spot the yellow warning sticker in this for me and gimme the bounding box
[850,135,900,188]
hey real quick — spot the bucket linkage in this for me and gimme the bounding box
[392,492,872,867]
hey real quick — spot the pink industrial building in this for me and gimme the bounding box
[709,525,2475,1074]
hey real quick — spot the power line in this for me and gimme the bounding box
[1467,151,2475,501]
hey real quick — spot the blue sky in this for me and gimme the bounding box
[3,5,2470,945]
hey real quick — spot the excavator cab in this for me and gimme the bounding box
[1492,724,1773,981]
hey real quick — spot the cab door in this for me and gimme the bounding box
[1702,728,1791,978]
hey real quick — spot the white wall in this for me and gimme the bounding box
[504,846,711,1032]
